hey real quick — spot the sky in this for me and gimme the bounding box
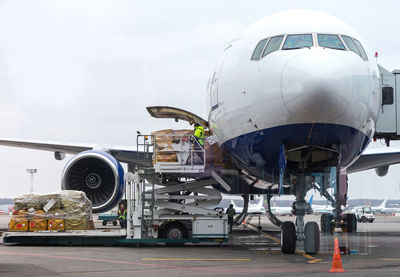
[0,0,400,199]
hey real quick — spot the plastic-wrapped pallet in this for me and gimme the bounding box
[9,190,93,232]
[152,129,230,168]
[152,129,192,163]
[13,193,41,210]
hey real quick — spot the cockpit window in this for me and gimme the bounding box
[283,34,313,50]
[341,35,360,56]
[352,38,368,60]
[262,35,283,57]
[317,34,345,50]
[251,38,268,60]
[341,35,368,60]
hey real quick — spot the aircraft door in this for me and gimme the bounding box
[376,69,396,134]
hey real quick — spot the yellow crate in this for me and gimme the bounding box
[48,219,65,231]
[29,218,47,231]
[8,217,28,232]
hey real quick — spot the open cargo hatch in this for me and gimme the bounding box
[146,106,209,128]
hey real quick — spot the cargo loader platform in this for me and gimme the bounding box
[2,230,227,246]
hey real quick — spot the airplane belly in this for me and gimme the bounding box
[221,123,370,182]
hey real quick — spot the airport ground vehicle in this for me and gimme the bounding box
[2,133,229,246]
[98,213,119,226]
[355,207,375,223]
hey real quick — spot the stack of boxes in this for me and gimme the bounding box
[152,129,229,168]
[8,191,93,232]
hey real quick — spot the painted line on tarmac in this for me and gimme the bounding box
[142,257,252,261]
[0,250,331,274]
[0,250,241,273]
[381,258,400,261]
[244,223,323,264]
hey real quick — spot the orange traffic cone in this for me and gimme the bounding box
[330,238,345,273]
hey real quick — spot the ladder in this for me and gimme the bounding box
[136,135,156,238]
[141,180,155,238]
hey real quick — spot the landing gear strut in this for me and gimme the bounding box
[280,173,320,254]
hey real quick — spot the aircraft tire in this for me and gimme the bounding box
[320,213,333,234]
[281,221,296,254]
[304,221,320,254]
[342,214,357,233]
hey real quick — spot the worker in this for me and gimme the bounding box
[226,204,236,234]
[193,123,205,162]
[118,203,127,228]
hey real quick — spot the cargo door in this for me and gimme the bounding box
[146,106,208,127]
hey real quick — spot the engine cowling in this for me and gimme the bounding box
[375,165,389,177]
[61,151,124,213]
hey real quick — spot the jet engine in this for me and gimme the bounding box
[61,151,124,213]
[375,165,389,177]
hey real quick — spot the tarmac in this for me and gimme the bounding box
[1,214,400,276]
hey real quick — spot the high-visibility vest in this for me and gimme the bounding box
[194,126,205,146]
[118,208,127,220]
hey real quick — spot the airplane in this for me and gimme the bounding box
[270,202,293,216]
[308,195,334,215]
[230,197,265,215]
[2,10,400,254]
[369,199,400,214]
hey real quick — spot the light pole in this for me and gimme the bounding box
[26,169,37,193]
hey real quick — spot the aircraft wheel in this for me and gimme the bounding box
[320,213,333,234]
[281,221,296,254]
[342,214,357,233]
[349,214,357,232]
[304,221,320,254]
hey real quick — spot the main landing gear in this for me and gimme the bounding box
[320,213,357,234]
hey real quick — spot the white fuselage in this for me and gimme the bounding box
[207,10,380,182]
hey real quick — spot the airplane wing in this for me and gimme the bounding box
[347,148,400,173]
[0,138,152,166]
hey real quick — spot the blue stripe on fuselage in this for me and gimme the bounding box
[221,123,370,182]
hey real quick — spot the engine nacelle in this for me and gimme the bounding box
[375,165,389,177]
[61,151,124,213]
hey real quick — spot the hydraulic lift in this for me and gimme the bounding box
[3,133,229,246]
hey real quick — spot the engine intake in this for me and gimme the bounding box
[61,151,124,213]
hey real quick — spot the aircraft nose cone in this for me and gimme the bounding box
[282,51,353,122]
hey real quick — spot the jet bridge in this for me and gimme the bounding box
[374,65,400,145]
